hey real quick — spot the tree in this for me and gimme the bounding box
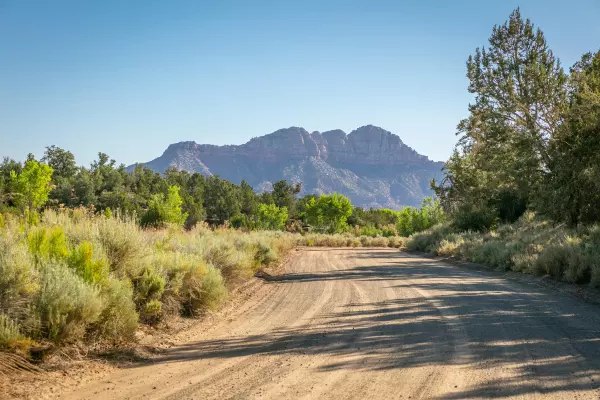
[0,158,22,208]
[305,193,353,233]
[203,176,241,224]
[434,8,568,224]
[271,180,301,218]
[10,159,53,218]
[141,185,188,228]
[542,51,600,225]
[42,146,77,180]
[240,180,258,216]
[255,203,288,230]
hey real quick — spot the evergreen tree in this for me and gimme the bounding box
[542,51,600,225]
[434,8,568,227]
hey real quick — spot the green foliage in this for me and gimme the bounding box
[541,51,600,226]
[297,233,406,249]
[141,185,188,228]
[203,176,241,225]
[270,180,301,218]
[67,241,109,284]
[0,314,24,348]
[10,159,53,219]
[255,203,288,230]
[133,267,166,310]
[42,146,77,181]
[230,214,256,230]
[452,205,497,232]
[406,214,600,288]
[0,233,38,335]
[305,193,353,233]
[27,227,69,262]
[396,198,445,236]
[434,8,568,225]
[96,216,146,276]
[103,207,113,219]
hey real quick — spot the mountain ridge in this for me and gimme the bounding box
[132,125,444,209]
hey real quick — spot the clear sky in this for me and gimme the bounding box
[1,0,599,166]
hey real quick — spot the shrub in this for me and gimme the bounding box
[67,241,109,284]
[0,314,24,349]
[36,260,103,343]
[142,299,163,323]
[0,234,38,324]
[27,226,69,262]
[359,225,379,238]
[436,238,460,257]
[387,236,405,248]
[453,206,497,232]
[200,238,249,283]
[381,225,398,238]
[134,267,165,303]
[0,210,304,350]
[255,203,288,231]
[94,278,138,343]
[254,242,277,266]
[181,263,227,314]
[407,224,454,252]
[96,217,146,276]
[371,236,388,247]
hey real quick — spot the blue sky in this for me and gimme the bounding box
[1,0,599,165]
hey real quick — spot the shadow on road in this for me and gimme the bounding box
[124,249,600,398]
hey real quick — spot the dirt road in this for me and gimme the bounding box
[59,248,600,399]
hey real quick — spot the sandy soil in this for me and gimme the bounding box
[17,248,600,399]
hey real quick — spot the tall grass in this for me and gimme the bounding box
[407,212,600,287]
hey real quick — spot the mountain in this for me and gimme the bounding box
[132,125,444,209]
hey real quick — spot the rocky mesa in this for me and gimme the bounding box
[133,125,444,209]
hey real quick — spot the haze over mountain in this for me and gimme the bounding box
[133,125,444,209]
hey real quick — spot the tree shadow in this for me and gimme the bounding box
[122,250,600,398]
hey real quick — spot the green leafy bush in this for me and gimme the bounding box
[255,203,288,231]
[27,226,69,262]
[67,241,109,284]
[141,186,188,228]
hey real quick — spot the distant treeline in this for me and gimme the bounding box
[0,148,444,236]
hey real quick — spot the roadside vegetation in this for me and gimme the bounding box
[0,209,296,357]
[0,154,442,359]
[417,10,600,287]
[408,212,600,287]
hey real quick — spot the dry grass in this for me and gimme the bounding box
[297,233,406,248]
[406,212,600,287]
